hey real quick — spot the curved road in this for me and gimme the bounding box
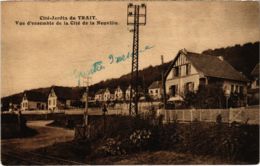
[1,120,74,151]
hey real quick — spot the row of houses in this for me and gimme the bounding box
[19,86,88,111]
[94,84,162,102]
[13,83,162,111]
[6,49,259,111]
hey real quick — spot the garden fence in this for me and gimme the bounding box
[161,108,259,125]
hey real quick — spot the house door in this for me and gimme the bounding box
[170,85,177,96]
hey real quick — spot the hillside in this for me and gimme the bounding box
[202,42,259,78]
[90,42,259,93]
[89,62,171,94]
[1,41,259,111]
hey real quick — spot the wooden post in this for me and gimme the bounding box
[199,109,202,121]
[164,109,167,123]
[169,110,172,123]
[182,110,185,122]
[190,109,193,122]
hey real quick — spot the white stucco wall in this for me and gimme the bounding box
[103,90,111,101]
[166,74,201,96]
[48,89,57,110]
[21,98,28,111]
[114,88,124,100]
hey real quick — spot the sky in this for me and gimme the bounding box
[1,1,260,97]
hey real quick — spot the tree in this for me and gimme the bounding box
[193,84,225,109]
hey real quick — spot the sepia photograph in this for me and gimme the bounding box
[1,1,259,165]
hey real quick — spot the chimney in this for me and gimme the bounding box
[161,55,164,64]
[218,56,224,61]
[181,48,188,54]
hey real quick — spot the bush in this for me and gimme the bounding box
[88,114,259,164]
[96,138,126,156]
[155,121,259,163]
[129,129,152,151]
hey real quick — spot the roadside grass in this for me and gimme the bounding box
[87,151,245,165]
[33,142,244,165]
[34,140,91,163]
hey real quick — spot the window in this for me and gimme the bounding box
[181,65,186,76]
[231,85,234,93]
[37,103,41,109]
[236,85,239,93]
[170,85,178,96]
[49,100,51,106]
[155,89,158,93]
[239,86,243,94]
[185,82,194,93]
[186,64,191,75]
[188,82,194,91]
[173,67,179,77]
[53,99,56,106]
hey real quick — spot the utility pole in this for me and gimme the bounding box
[161,55,168,109]
[127,3,147,116]
[83,76,91,126]
[161,55,167,109]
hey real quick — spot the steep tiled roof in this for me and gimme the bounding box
[95,89,106,95]
[24,91,47,102]
[51,86,85,101]
[251,63,259,76]
[164,49,248,82]
[149,81,162,89]
[186,52,248,82]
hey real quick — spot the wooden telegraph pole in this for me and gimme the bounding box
[127,3,147,116]
[161,55,167,109]
[83,76,91,126]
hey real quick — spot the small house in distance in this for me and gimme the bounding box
[248,63,259,105]
[148,81,162,100]
[125,85,144,101]
[21,91,47,111]
[164,49,248,106]
[103,88,112,101]
[47,86,85,110]
[114,86,124,101]
[94,89,106,101]
[125,85,134,101]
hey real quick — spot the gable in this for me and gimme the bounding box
[251,63,259,76]
[49,88,57,98]
[165,51,199,80]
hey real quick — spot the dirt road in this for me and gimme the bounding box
[1,120,74,151]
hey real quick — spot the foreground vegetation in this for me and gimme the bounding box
[45,111,259,164]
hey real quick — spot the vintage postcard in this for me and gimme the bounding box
[1,1,259,165]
